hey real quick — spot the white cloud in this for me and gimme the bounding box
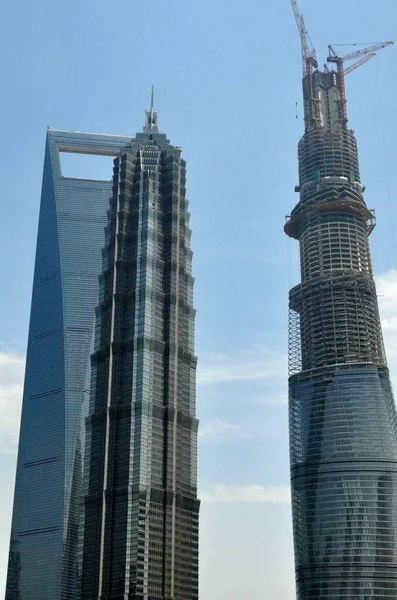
[197,346,287,386]
[252,392,288,406]
[376,270,397,328]
[201,484,291,504]
[195,271,397,394]
[199,419,243,443]
[375,270,397,389]
[0,353,25,454]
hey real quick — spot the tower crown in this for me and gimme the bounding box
[143,85,160,133]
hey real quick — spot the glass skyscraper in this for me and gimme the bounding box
[5,128,139,599]
[80,103,199,599]
[6,103,199,600]
[286,27,397,600]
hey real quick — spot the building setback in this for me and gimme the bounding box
[286,10,397,599]
[80,103,199,599]
[6,129,130,600]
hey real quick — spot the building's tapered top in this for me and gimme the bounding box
[143,85,160,133]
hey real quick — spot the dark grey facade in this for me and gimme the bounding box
[80,107,199,599]
[285,59,397,597]
[6,130,130,600]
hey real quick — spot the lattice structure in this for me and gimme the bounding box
[289,270,385,372]
[288,308,302,376]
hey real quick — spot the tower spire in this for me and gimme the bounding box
[150,84,154,114]
[144,85,160,133]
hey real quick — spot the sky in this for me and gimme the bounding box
[1,0,397,597]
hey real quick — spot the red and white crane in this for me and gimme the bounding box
[344,54,376,76]
[291,0,318,76]
[291,0,318,124]
[291,1,393,127]
[327,41,394,123]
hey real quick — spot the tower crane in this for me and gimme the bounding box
[291,0,317,78]
[291,0,318,125]
[291,2,393,128]
[328,41,394,65]
[344,54,376,76]
[327,41,394,123]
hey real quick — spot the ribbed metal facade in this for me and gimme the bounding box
[6,130,130,600]
[286,68,397,597]
[80,130,199,599]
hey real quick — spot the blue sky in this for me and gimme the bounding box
[1,0,397,597]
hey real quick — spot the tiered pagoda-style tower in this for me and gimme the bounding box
[80,99,199,600]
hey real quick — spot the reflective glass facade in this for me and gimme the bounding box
[6,130,130,600]
[286,65,397,597]
[290,365,397,598]
[80,127,199,599]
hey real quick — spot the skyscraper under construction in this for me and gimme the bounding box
[286,3,397,598]
[80,99,199,599]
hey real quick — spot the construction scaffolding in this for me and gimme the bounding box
[285,82,382,377]
[288,270,386,375]
[285,119,383,376]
